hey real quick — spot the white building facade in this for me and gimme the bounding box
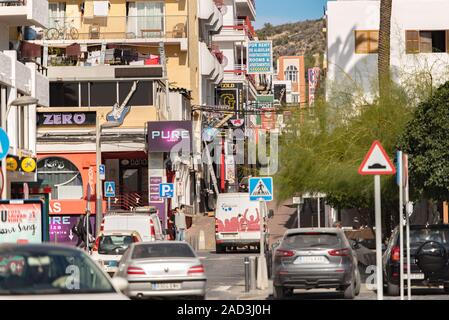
[326,0,449,100]
[0,0,49,198]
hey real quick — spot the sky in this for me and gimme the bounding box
[255,0,328,28]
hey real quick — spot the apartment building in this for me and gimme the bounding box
[274,56,306,105]
[0,0,49,199]
[326,0,449,100]
[20,0,223,236]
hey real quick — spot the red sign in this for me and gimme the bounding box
[358,141,396,176]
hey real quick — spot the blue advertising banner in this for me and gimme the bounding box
[247,41,273,74]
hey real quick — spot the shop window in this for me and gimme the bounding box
[89,82,117,107]
[50,82,79,107]
[37,157,83,200]
[119,81,154,106]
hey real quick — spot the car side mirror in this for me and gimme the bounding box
[111,277,128,293]
[268,209,274,219]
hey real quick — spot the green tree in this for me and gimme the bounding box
[399,82,449,201]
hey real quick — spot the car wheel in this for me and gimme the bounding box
[386,282,400,296]
[273,285,285,299]
[354,269,361,296]
[343,279,355,299]
[216,244,225,254]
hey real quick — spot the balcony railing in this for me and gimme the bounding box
[108,188,149,211]
[223,17,256,40]
[0,0,26,6]
[42,15,188,41]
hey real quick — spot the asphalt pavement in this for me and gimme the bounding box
[200,249,449,300]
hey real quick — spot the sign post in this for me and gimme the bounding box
[249,177,273,290]
[293,197,303,228]
[403,154,412,300]
[396,150,405,300]
[358,141,396,301]
[104,181,116,212]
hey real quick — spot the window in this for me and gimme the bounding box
[355,30,379,54]
[284,65,298,82]
[406,30,449,54]
[50,82,79,107]
[48,2,66,29]
[37,157,83,200]
[127,1,164,38]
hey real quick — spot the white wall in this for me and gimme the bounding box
[327,0,449,100]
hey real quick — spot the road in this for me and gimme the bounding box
[201,250,449,300]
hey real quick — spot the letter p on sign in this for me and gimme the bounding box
[159,183,174,198]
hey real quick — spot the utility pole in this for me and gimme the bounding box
[95,117,102,236]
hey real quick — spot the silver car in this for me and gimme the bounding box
[272,228,361,299]
[115,241,207,299]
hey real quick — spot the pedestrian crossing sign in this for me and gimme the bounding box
[104,181,116,198]
[249,177,273,202]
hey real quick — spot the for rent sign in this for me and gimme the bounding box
[247,41,273,74]
[0,201,44,244]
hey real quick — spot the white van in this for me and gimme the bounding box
[215,193,273,253]
[100,209,164,242]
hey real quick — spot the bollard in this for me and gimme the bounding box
[244,257,250,293]
[198,230,206,251]
[249,256,257,291]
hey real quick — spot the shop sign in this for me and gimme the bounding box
[37,112,96,126]
[147,121,193,153]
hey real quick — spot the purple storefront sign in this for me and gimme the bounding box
[150,177,163,184]
[147,121,192,153]
[49,216,96,246]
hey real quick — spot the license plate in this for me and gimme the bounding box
[108,261,118,267]
[222,233,237,238]
[294,256,328,264]
[404,273,425,280]
[152,283,182,290]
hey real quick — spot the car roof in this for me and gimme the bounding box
[100,230,141,236]
[0,243,84,254]
[134,241,190,246]
[285,228,343,235]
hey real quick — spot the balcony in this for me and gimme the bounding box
[215,17,256,42]
[235,0,256,21]
[28,15,188,50]
[0,0,48,28]
[198,0,223,34]
[200,42,224,84]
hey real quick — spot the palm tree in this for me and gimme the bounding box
[378,0,392,100]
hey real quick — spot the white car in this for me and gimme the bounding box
[0,244,129,300]
[91,230,142,277]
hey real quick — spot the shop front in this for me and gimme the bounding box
[36,153,103,245]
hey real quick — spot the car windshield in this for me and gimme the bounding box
[410,229,449,245]
[132,244,196,259]
[283,233,342,249]
[0,248,115,295]
[99,235,134,255]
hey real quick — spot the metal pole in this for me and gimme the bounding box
[95,118,103,236]
[107,196,111,212]
[244,257,250,292]
[256,200,268,289]
[249,256,256,291]
[317,197,321,228]
[374,175,383,300]
[404,154,411,300]
[297,204,300,228]
[398,151,404,300]
[1,87,7,200]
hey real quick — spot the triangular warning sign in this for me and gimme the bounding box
[251,179,272,196]
[358,141,396,175]
[107,185,113,193]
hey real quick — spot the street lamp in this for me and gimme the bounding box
[95,119,121,235]
[1,96,39,199]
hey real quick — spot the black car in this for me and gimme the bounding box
[383,224,449,296]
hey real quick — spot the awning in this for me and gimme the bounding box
[20,41,41,59]
[66,43,81,57]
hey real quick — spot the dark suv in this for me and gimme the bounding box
[383,225,449,296]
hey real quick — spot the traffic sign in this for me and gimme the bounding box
[358,140,396,175]
[99,164,106,181]
[249,177,273,202]
[0,128,10,160]
[159,183,174,198]
[104,181,115,198]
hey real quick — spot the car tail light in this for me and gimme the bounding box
[92,237,101,251]
[392,246,400,262]
[100,219,105,232]
[150,219,156,239]
[127,266,146,275]
[215,219,219,233]
[188,265,205,275]
[328,248,350,257]
[275,249,295,257]
[132,236,140,243]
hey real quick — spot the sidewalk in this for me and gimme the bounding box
[237,280,273,300]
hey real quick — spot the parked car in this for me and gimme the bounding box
[100,207,164,242]
[383,224,449,296]
[115,241,207,300]
[215,193,274,253]
[272,228,361,299]
[0,244,128,300]
[91,230,142,276]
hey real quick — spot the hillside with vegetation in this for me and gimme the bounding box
[257,19,326,64]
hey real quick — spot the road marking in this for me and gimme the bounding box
[210,286,231,292]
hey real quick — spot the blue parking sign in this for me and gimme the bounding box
[159,183,174,198]
[104,181,115,198]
